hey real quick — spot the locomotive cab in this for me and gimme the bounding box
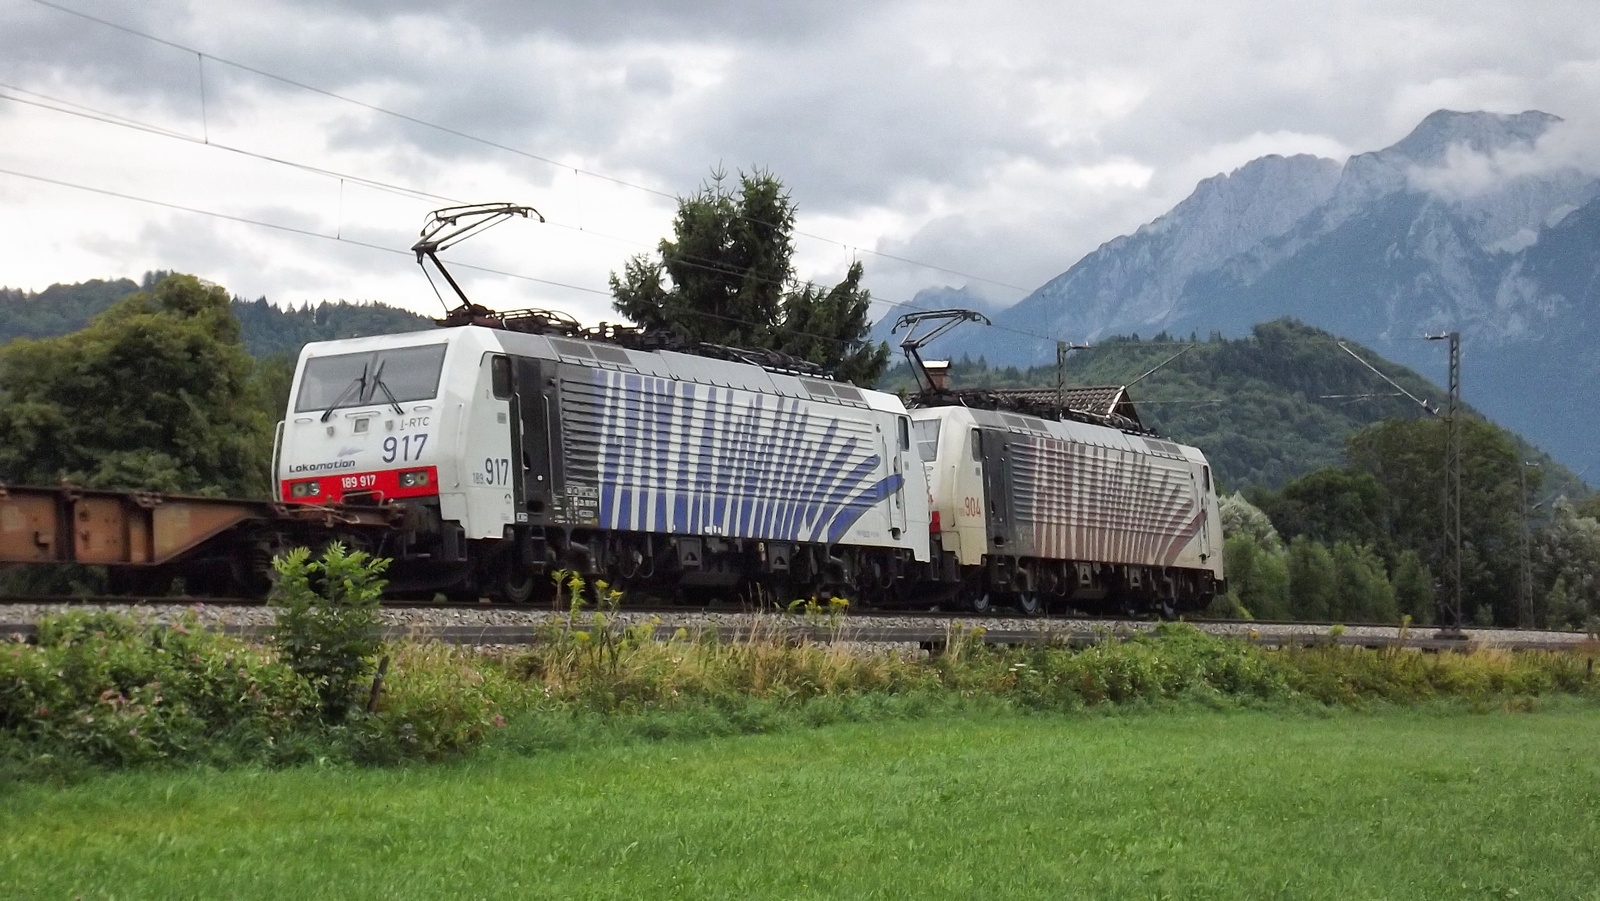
[275,331,482,592]
[276,336,452,506]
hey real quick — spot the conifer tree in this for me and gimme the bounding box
[610,169,888,385]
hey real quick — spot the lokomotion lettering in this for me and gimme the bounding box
[287,460,358,473]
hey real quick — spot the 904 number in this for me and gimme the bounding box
[383,434,427,463]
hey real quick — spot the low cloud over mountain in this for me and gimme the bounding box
[905,110,1600,477]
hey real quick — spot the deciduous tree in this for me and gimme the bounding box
[0,274,270,496]
[1533,500,1600,629]
[1345,417,1525,624]
[1287,536,1337,621]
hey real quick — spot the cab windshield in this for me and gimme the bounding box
[294,344,448,413]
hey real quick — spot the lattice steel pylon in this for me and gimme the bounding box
[1429,331,1463,630]
[1520,461,1540,628]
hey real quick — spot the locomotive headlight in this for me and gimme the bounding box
[399,469,431,488]
[289,481,312,498]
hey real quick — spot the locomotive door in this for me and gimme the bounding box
[885,417,909,536]
[978,428,1015,550]
[509,356,556,523]
[458,354,516,537]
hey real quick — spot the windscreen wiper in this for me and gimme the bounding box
[370,360,405,416]
[320,367,368,422]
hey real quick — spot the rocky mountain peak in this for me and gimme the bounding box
[1387,109,1560,165]
[1004,152,1343,345]
[1141,153,1342,242]
[1325,109,1570,235]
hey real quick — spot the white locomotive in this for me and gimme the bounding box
[275,323,929,602]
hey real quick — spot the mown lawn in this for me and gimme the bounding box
[4,706,1599,899]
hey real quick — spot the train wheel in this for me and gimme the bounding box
[970,591,994,614]
[497,563,538,604]
[1015,592,1041,616]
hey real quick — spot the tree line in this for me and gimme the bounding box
[0,272,432,357]
[880,319,1588,498]
[1217,418,1600,630]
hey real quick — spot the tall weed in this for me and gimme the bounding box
[269,544,386,719]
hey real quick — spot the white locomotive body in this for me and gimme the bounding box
[276,325,929,600]
[911,405,1223,614]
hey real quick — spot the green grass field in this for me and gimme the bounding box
[5,706,1599,899]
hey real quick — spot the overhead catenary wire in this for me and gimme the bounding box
[0,83,1068,346]
[7,7,1468,391]
[0,166,914,353]
[0,161,1451,404]
[3,40,1375,355]
[0,165,611,297]
[27,0,1034,296]
[25,0,1496,389]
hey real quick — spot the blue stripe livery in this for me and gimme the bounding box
[566,368,900,545]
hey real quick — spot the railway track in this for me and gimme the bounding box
[2,596,1594,652]
[5,621,1585,652]
[0,594,1585,633]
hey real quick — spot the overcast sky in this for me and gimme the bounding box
[2,0,1597,324]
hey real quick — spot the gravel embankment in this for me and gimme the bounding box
[1,602,1592,649]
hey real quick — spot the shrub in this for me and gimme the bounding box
[359,642,519,762]
[269,544,387,719]
[0,610,318,769]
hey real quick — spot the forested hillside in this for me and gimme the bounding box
[230,298,434,359]
[0,275,432,360]
[880,318,1587,499]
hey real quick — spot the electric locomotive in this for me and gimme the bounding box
[911,405,1222,615]
[274,321,931,602]
[894,310,1224,615]
[272,309,1224,614]
[270,205,1220,613]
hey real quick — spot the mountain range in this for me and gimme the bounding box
[886,109,1600,479]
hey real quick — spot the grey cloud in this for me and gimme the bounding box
[0,0,211,117]
[611,43,1069,213]
[8,0,1600,309]
[266,0,848,46]
[624,60,674,96]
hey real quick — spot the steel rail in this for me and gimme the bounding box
[0,595,1590,637]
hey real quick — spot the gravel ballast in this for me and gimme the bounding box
[1,602,1592,649]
